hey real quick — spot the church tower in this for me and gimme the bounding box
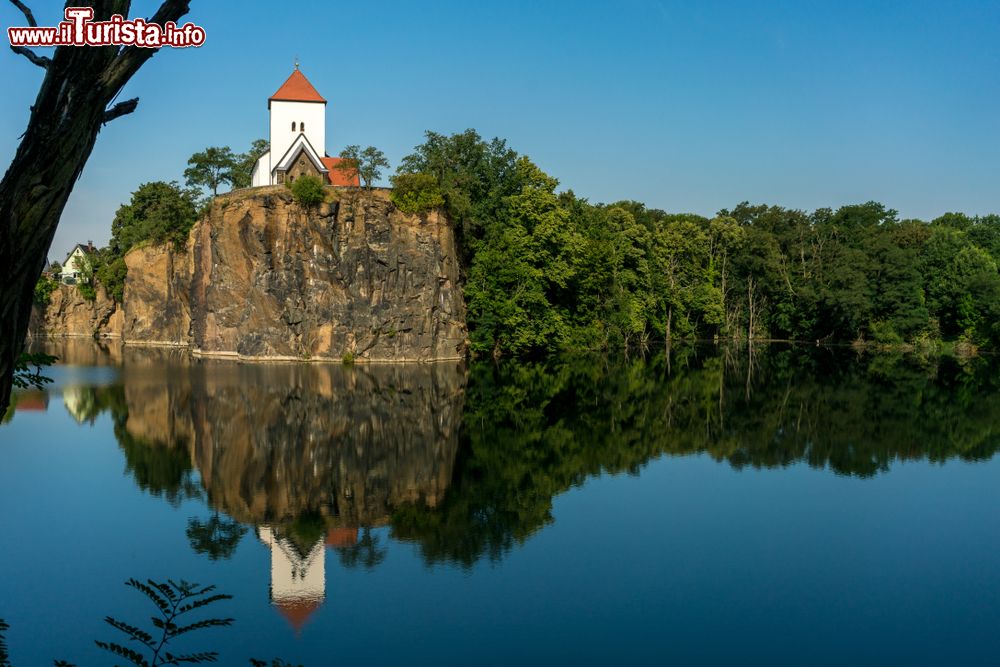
[250,66,359,188]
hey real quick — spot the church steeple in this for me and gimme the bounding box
[269,68,326,105]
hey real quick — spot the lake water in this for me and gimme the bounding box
[2,341,1000,666]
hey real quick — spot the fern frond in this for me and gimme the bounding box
[95,640,151,667]
[104,616,156,648]
[168,618,234,639]
[153,580,180,603]
[126,579,171,615]
[0,618,9,667]
[176,594,233,615]
[161,649,220,664]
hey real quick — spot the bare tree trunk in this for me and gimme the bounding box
[0,0,191,411]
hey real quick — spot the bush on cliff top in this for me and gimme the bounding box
[33,275,59,306]
[390,172,444,214]
[287,175,326,207]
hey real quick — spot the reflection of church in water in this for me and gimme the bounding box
[256,525,359,634]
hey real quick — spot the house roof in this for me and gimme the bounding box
[325,527,358,548]
[63,243,95,265]
[269,69,326,104]
[321,157,360,187]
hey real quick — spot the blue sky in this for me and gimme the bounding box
[2,0,999,262]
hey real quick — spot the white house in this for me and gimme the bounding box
[59,243,95,284]
[250,66,359,188]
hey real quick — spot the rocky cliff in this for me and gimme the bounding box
[29,283,122,338]
[35,186,467,362]
[124,186,467,361]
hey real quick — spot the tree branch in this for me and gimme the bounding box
[103,98,139,124]
[9,0,38,27]
[10,45,49,68]
[101,0,191,93]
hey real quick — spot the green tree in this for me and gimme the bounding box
[336,145,390,189]
[230,139,270,189]
[396,129,523,265]
[390,172,445,214]
[33,275,59,306]
[465,159,581,356]
[184,146,237,196]
[110,181,201,252]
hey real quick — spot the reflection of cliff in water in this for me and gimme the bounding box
[117,359,467,527]
[26,342,1000,570]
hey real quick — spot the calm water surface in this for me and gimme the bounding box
[2,341,999,665]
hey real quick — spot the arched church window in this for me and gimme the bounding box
[301,122,305,131]
[292,122,297,131]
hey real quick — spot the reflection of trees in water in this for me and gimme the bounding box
[335,528,387,570]
[186,513,248,561]
[392,346,1000,566]
[44,345,1000,569]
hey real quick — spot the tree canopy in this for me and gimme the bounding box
[184,146,236,196]
[395,129,1000,355]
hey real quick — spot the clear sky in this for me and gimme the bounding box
[2,0,999,262]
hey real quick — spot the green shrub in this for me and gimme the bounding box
[341,351,355,365]
[96,255,128,303]
[78,282,97,301]
[287,175,326,207]
[390,172,445,214]
[33,275,59,306]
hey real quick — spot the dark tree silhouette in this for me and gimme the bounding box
[0,0,193,412]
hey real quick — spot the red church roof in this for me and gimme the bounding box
[322,157,360,187]
[274,598,322,635]
[269,69,326,104]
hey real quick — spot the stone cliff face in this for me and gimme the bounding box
[124,187,467,361]
[29,283,122,338]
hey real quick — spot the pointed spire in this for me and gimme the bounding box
[269,68,326,104]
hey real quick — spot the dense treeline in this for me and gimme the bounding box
[60,129,1000,356]
[394,130,1000,355]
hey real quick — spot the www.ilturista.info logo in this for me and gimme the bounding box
[8,7,205,49]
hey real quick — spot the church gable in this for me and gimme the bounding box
[273,134,327,184]
[279,147,324,184]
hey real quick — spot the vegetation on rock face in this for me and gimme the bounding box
[389,172,445,214]
[32,275,58,306]
[84,181,202,304]
[287,175,326,207]
[395,129,1000,355]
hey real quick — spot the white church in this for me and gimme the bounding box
[250,66,359,188]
